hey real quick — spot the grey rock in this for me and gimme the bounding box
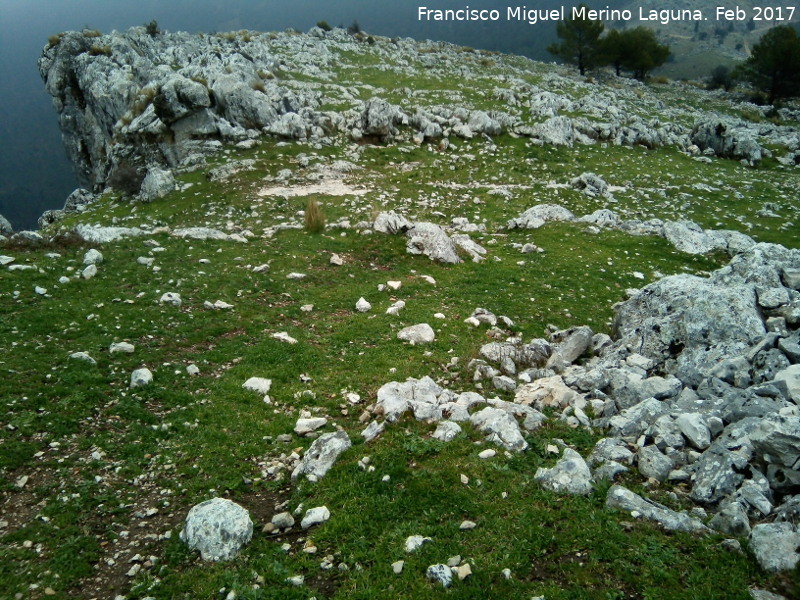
[773,365,800,403]
[242,377,272,395]
[570,172,609,197]
[691,119,763,164]
[300,506,330,530]
[69,351,96,365]
[354,97,406,139]
[749,590,789,600]
[534,448,593,495]
[548,325,593,366]
[405,535,431,553]
[426,564,453,588]
[139,167,176,202]
[406,222,461,264]
[0,214,12,235]
[397,323,435,344]
[432,421,462,442]
[82,264,98,280]
[294,417,327,436]
[361,420,385,442]
[587,438,634,467]
[782,268,800,290]
[778,338,800,363]
[271,512,295,529]
[376,376,444,422]
[83,249,103,265]
[373,211,412,235]
[470,407,528,451]
[507,203,575,230]
[180,498,253,561]
[709,502,751,536]
[613,273,765,386]
[159,292,182,307]
[749,522,800,572]
[109,342,135,354]
[690,446,748,504]
[675,413,712,450]
[291,431,351,483]
[648,415,685,452]
[130,368,153,389]
[606,485,708,533]
[608,398,668,438]
[637,445,673,482]
[663,220,722,255]
[593,460,629,481]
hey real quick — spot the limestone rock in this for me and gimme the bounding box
[300,506,330,530]
[507,203,575,230]
[139,167,176,202]
[397,323,435,344]
[534,448,593,495]
[405,222,461,264]
[470,407,528,451]
[606,485,708,533]
[749,522,800,572]
[180,498,253,561]
[130,368,153,389]
[291,431,351,483]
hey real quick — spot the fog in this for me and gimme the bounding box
[0,0,564,230]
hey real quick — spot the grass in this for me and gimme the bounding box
[3,25,800,600]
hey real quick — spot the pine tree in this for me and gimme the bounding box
[735,25,800,104]
[547,4,605,76]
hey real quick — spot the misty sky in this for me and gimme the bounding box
[0,0,568,229]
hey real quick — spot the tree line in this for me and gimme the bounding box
[547,3,800,104]
[547,4,669,80]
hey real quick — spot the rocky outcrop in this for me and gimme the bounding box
[0,214,13,236]
[38,27,320,193]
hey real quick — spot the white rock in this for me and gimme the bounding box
[159,292,182,307]
[294,417,327,435]
[69,351,96,365]
[186,364,200,375]
[130,368,153,389]
[242,377,272,395]
[405,535,432,553]
[387,280,402,290]
[426,564,453,587]
[0,256,14,266]
[356,297,372,312]
[300,506,330,530]
[34,286,47,295]
[478,449,497,459]
[204,300,234,310]
[83,249,103,265]
[460,520,477,530]
[82,264,98,280]
[397,323,435,344]
[330,254,344,266]
[272,331,298,344]
[110,342,135,354]
[179,498,253,561]
[391,560,405,574]
[287,272,306,280]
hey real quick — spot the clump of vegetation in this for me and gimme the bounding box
[145,19,159,37]
[83,28,102,38]
[316,20,332,32]
[107,160,145,196]
[89,44,112,57]
[129,85,158,118]
[347,20,361,35]
[707,65,734,91]
[48,33,63,47]
[250,80,266,93]
[304,199,326,233]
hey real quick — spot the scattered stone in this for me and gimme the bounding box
[456,563,473,581]
[356,297,372,312]
[460,520,477,530]
[478,449,496,459]
[179,498,253,561]
[130,368,153,389]
[397,323,435,344]
[426,564,453,588]
[291,431,352,483]
[110,342,135,354]
[159,292,182,307]
[69,351,96,365]
[294,417,327,436]
[271,331,298,344]
[83,249,103,265]
[391,560,405,574]
[300,506,330,530]
[470,407,528,451]
[82,264,98,280]
[242,377,272,395]
[404,535,431,553]
[204,300,234,310]
[186,364,200,376]
[361,420,385,442]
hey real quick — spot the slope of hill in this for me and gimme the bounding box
[2,25,800,600]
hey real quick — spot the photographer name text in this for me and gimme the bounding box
[417,5,797,25]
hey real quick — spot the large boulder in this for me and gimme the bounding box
[354,97,407,139]
[749,523,800,572]
[180,498,253,561]
[613,273,765,386]
[139,167,176,202]
[691,119,763,164]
